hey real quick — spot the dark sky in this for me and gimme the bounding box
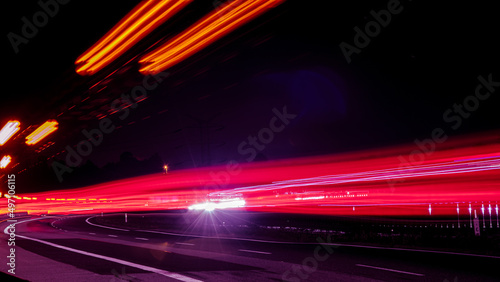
[1,0,499,188]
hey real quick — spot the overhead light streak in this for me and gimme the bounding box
[75,0,193,75]
[25,120,58,145]
[0,120,21,145]
[139,0,284,74]
[210,157,500,198]
[8,134,500,216]
[0,155,12,169]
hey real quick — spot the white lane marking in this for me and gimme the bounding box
[135,237,149,241]
[333,243,500,259]
[108,235,118,238]
[238,249,271,255]
[85,216,129,232]
[14,233,202,282]
[89,233,96,235]
[356,264,425,276]
[135,230,500,259]
[175,242,194,246]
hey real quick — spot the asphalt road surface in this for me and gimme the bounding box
[1,215,499,281]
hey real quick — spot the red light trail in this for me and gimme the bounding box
[0,120,21,146]
[2,133,500,218]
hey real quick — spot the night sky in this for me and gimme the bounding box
[1,0,499,191]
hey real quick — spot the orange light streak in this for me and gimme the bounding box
[0,120,21,145]
[75,0,193,75]
[25,120,58,145]
[139,0,284,74]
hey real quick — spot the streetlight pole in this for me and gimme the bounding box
[469,203,472,228]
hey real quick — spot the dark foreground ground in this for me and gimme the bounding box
[96,210,500,256]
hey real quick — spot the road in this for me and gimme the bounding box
[1,214,499,281]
